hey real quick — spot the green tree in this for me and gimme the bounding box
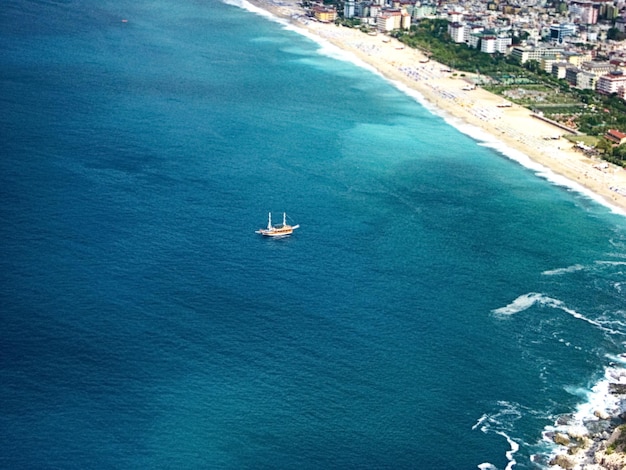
[524,60,541,74]
[615,144,626,160]
[608,28,626,41]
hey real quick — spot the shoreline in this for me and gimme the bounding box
[227,0,626,467]
[234,0,626,217]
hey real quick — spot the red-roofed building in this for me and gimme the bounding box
[596,71,626,95]
[605,129,626,145]
[448,11,463,22]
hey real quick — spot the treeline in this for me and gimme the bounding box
[391,19,626,162]
[392,19,524,75]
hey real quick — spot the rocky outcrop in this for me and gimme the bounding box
[549,414,626,469]
[593,426,626,470]
[595,410,611,420]
[549,430,594,468]
[593,451,626,470]
[550,453,576,469]
[548,375,626,469]
[609,383,626,395]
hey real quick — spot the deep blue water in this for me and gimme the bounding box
[2,1,626,468]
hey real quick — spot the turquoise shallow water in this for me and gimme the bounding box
[1,1,626,468]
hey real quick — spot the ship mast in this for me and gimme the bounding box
[267,212,272,230]
[282,212,287,227]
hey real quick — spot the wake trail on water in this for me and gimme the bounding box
[218,3,626,468]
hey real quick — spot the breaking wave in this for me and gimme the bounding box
[541,365,626,467]
[473,402,522,470]
[541,264,585,276]
[222,0,284,22]
[491,292,560,316]
[222,0,626,217]
[492,293,624,335]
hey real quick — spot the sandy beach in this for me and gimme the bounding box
[237,2,626,467]
[241,0,626,216]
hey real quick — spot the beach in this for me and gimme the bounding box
[5,1,626,468]
[241,0,626,216]
[236,1,626,468]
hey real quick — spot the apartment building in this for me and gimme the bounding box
[312,5,337,22]
[510,45,565,64]
[596,71,626,95]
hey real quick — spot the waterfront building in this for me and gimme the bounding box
[541,55,560,73]
[551,62,569,79]
[448,22,466,43]
[480,34,498,53]
[377,9,409,32]
[377,13,396,32]
[465,23,486,43]
[496,35,512,53]
[344,0,355,18]
[354,2,367,17]
[468,31,481,48]
[564,67,598,90]
[565,66,581,86]
[448,10,464,22]
[576,71,598,90]
[466,29,511,54]
[605,129,626,145]
[596,71,626,95]
[510,45,565,64]
[582,61,614,77]
[401,11,411,29]
[312,5,337,22]
[412,3,437,19]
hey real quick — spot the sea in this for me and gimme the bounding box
[1,1,626,469]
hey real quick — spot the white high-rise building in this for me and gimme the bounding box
[344,0,355,18]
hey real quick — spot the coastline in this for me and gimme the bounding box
[228,1,626,468]
[233,0,626,217]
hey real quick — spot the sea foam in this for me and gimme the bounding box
[493,293,624,335]
[473,402,523,470]
[491,292,552,315]
[541,264,586,276]
[232,0,626,218]
[496,431,519,470]
[223,0,287,23]
[543,365,626,466]
[224,0,626,217]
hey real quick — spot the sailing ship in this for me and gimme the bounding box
[255,212,299,237]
